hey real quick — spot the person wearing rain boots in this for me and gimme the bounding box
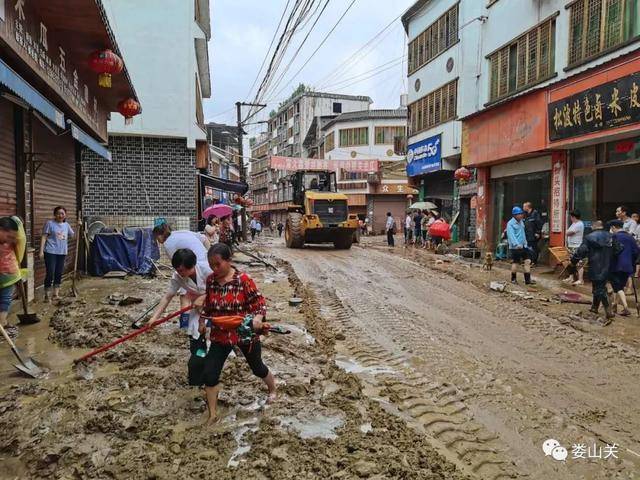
[506,206,535,285]
[570,221,621,321]
[39,207,74,302]
[0,217,26,337]
[608,220,640,317]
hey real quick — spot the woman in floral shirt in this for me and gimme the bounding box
[198,243,276,423]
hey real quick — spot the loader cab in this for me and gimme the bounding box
[291,170,337,206]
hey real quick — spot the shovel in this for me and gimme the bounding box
[17,281,41,325]
[0,323,44,378]
[75,305,192,364]
[71,216,82,297]
[130,299,161,329]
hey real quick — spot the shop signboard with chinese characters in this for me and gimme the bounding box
[406,134,441,177]
[0,0,108,139]
[548,72,640,142]
[270,156,378,173]
[374,183,418,195]
[550,155,566,235]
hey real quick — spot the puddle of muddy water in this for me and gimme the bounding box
[335,356,395,376]
[278,324,315,345]
[279,413,344,440]
[227,418,259,468]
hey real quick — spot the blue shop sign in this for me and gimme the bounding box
[406,134,441,177]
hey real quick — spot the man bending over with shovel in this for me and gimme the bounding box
[148,248,212,383]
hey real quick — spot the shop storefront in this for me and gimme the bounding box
[464,51,640,252]
[462,88,552,248]
[369,183,416,234]
[197,173,249,229]
[406,133,458,222]
[455,178,478,242]
[548,58,640,226]
[0,1,138,295]
[490,156,552,247]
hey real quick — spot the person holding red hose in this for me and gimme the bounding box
[196,242,276,424]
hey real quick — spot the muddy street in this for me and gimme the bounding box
[273,238,640,480]
[0,251,468,480]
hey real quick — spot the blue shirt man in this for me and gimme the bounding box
[507,206,534,285]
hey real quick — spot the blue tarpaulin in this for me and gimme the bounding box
[90,228,159,276]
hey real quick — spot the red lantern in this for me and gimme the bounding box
[88,49,123,88]
[454,167,472,183]
[117,98,141,125]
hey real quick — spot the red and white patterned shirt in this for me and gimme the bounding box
[202,268,267,345]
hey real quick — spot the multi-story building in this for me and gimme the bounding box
[249,132,271,208]
[205,122,238,178]
[319,108,415,233]
[249,91,372,224]
[268,91,372,158]
[82,0,212,231]
[0,0,138,295]
[402,0,485,241]
[404,0,640,253]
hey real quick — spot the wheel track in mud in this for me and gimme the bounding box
[276,245,640,479]
[312,284,521,480]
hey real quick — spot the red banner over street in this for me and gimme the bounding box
[270,156,379,172]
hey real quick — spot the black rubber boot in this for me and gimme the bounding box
[524,273,536,285]
[511,272,517,284]
[589,299,600,314]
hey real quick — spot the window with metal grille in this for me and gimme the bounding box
[408,79,457,136]
[487,16,556,102]
[339,127,369,147]
[408,4,459,74]
[568,0,639,68]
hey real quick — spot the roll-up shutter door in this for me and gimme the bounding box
[32,119,77,287]
[373,198,405,234]
[0,100,16,217]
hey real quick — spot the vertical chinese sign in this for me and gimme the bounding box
[550,152,566,246]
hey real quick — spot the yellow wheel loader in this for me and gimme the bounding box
[284,171,359,249]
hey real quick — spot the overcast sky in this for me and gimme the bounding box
[204,0,415,140]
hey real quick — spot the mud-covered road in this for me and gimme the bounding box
[274,239,640,480]
[0,251,467,480]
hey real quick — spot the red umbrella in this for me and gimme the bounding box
[202,204,233,219]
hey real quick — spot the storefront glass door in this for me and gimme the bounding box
[491,171,551,245]
[572,173,595,227]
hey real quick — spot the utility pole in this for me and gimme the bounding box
[236,101,266,242]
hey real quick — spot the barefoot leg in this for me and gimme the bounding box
[205,384,221,423]
[263,371,277,403]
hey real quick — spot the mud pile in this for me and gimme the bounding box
[0,261,468,480]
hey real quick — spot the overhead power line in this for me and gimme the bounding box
[243,0,293,103]
[319,56,403,91]
[330,61,404,93]
[314,12,403,90]
[266,0,358,103]
[262,0,331,105]
[248,0,309,117]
